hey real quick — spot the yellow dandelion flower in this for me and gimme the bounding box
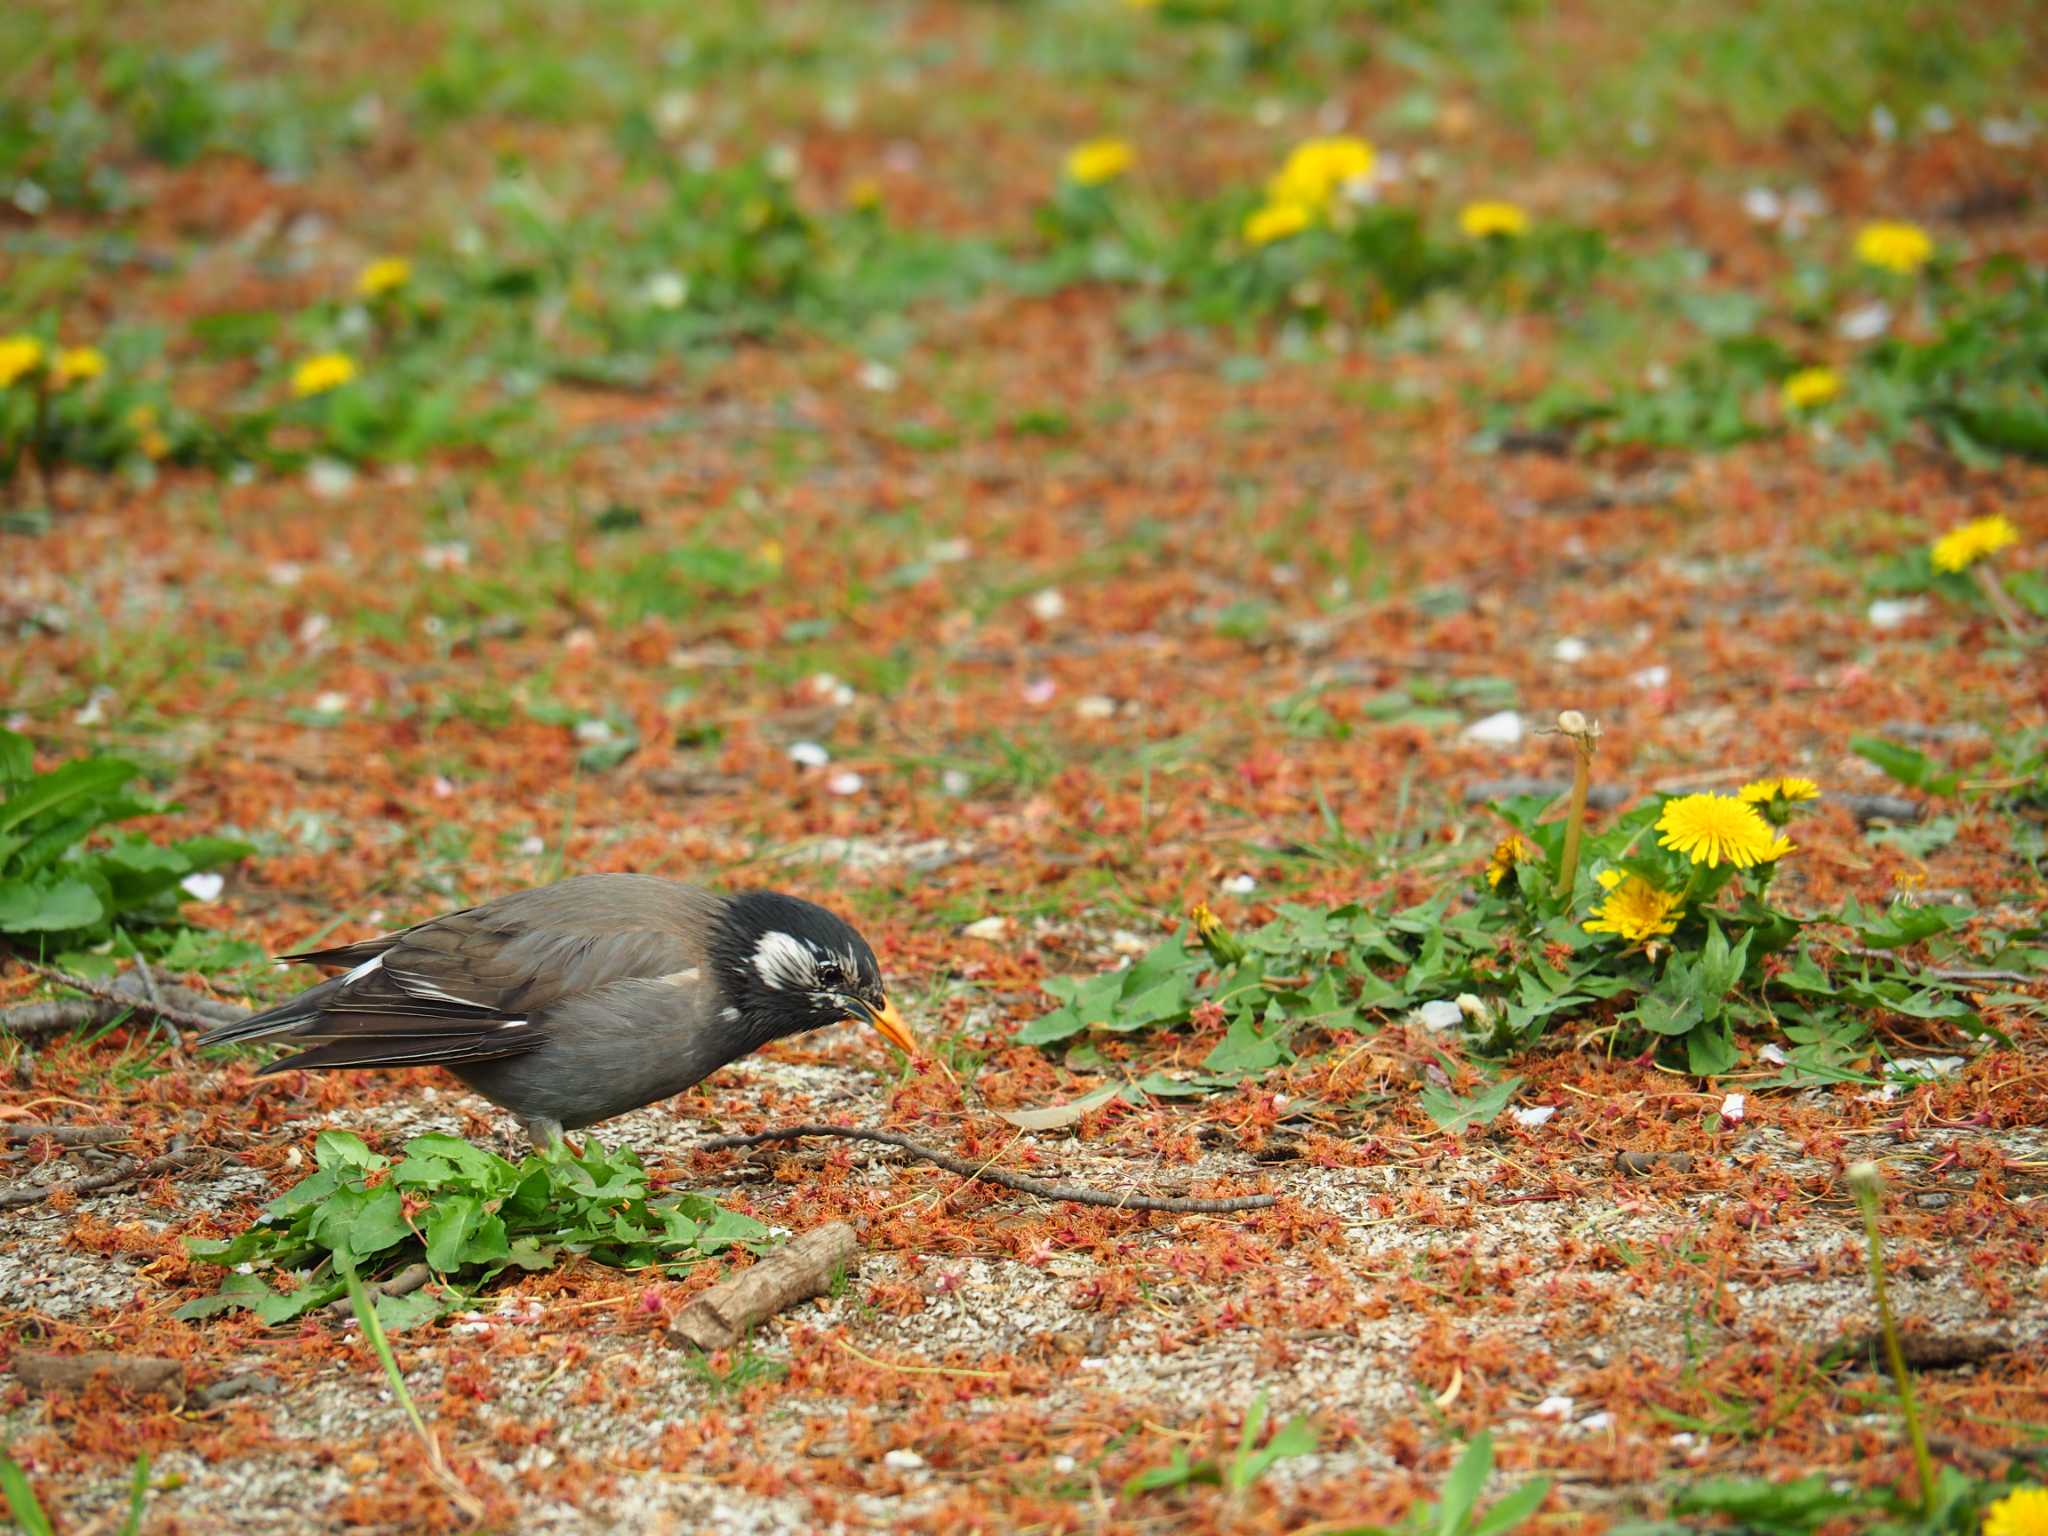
[1243,201,1312,247]
[1583,874,1684,944]
[1485,831,1534,889]
[50,345,107,388]
[1065,137,1135,187]
[291,352,358,398]
[846,176,884,211]
[1459,200,1530,239]
[1853,220,1933,276]
[1738,777,1821,805]
[1930,514,2020,574]
[1780,367,1840,411]
[756,537,785,572]
[1189,901,1222,938]
[356,256,412,299]
[1985,1487,2048,1536]
[1267,136,1374,213]
[0,334,45,389]
[1656,794,1793,869]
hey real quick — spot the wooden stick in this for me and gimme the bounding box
[698,1124,1278,1213]
[670,1221,859,1350]
[13,1351,184,1399]
[325,1261,434,1318]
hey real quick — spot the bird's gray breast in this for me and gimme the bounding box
[449,969,739,1130]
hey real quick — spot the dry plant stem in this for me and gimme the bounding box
[1974,564,2029,641]
[1553,713,1600,899]
[1853,1180,1937,1513]
[699,1124,1277,1213]
[340,1259,485,1526]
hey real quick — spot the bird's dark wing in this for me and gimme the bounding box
[198,876,725,1073]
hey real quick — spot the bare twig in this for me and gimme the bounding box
[669,1221,858,1350]
[0,1000,107,1037]
[325,1262,434,1318]
[699,1124,1278,1213]
[0,1121,132,1147]
[5,958,237,1039]
[0,1148,211,1209]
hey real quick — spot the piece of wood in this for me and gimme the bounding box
[324,1261,433,1318]
[669,1221,859,1351]
[13,1351,183,1398]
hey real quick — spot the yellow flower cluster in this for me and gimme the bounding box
[1243,136,1373,247]
[1853,220,1933,276]
[1243,201,1311,246]
[1984,1487,2048,1536]
[1738,777,1820,806]
[1656,794,1793,869]
[291,352,359,398]
[1459,200,1529,239]
[0,335,46,388]
[357,256,412,299]
[127,403,171,460]
[1930,514,2019,574]
[1583,870,1683,944]
[1065,138,1135,187]
[1485,831,1534,889]
[1,335,109,390]
[1780,367,1840,411]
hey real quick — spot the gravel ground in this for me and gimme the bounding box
[5,1044,2043,1533]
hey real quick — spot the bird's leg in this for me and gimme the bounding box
[518,1114,565,1154]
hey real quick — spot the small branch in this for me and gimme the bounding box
[0,1121,133,1147]
[0,1149,210,1209]
[699,1124,1277,1213]
[325,1262,434,1318]
[5,958,240,1039]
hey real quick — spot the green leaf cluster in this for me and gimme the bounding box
[1121,1391,1319,1500]
[1015,784,1999,1092]
[0,728,250,960]
[179,1131,770,1331]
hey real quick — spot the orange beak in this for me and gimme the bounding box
[859,997,919,1056]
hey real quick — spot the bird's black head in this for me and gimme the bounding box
[710,890,916,1056]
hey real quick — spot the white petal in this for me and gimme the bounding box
[1462,710,1523,746]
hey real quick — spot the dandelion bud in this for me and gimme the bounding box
[1557,709,1587,735]
[1846,1160,1884,1193]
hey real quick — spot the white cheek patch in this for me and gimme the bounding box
[752,931,817,991]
